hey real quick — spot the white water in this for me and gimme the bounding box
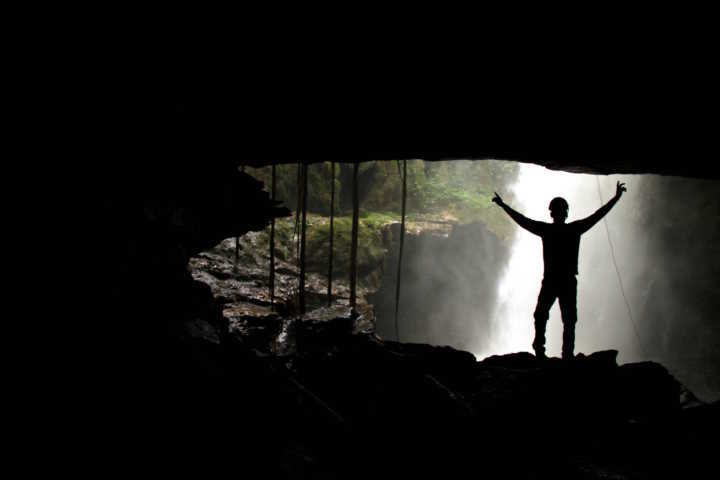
[475,163,645,361]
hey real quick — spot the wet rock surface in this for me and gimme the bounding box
[189,234,375,351]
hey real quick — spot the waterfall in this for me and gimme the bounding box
[476,163,644,362]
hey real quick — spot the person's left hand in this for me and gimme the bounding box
[492,192,504,206]
[615,181,627,198]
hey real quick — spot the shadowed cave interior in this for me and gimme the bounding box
[91,84,720,479]
[98,161,719,479]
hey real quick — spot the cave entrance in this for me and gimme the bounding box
[192,160,720,402]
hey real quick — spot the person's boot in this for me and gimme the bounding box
[562,323,576,361]
[533,315,548,361]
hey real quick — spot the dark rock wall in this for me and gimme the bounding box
[98,164,289,375]
[632,175,720,399]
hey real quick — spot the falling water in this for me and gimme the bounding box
[476,163,645,362]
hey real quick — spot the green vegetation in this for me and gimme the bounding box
[245,160,520,286]
[306,215,388,287]
[247,160,518,237]
[250,214,391,288]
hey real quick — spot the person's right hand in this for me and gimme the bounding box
[615,181,627,198]
[492,192,504,206]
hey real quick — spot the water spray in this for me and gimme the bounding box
[595,177,649,359]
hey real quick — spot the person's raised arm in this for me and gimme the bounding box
[492,192,544,236]
[574,181,627,233]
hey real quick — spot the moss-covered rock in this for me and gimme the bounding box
[306,214,390,288]
[241,159,521,290]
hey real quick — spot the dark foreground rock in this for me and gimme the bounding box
[107,305,718,480]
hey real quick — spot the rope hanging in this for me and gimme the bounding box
[595,177,648,358]
[236,166,248,267]
[299,162,309,314]
[294,162,302,262]
[349,162,360,312]
[394,160,407,341]
[327,161,335,307]
[235,167,242,266]
[269,163,276,309]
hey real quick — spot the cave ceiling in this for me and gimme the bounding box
[108,67,718,181]
[159,102,718,180]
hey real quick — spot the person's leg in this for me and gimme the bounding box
[533,279,556,358]
[558,276,578,360]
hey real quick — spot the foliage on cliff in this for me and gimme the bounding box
[243,160,519,288]
[247,160,519,235]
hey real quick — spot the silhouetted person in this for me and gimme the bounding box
[492,181,627,359]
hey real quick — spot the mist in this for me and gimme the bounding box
[374,162,719,402]
[371,221,512,354]
[369,161,518,354]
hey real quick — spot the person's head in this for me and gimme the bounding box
[549,197,569,223]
